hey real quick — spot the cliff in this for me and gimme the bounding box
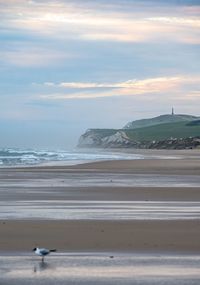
[78,114,200,149]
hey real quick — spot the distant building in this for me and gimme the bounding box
[172,107,174,115]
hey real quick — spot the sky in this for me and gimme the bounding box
[0,0,199,149]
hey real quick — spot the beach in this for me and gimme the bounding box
[1,220,200,253]
[0,149,200,283]
[0,149,200,252]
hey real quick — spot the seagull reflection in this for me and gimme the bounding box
[33,261,53,273]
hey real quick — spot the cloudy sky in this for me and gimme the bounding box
[0,0,199,148]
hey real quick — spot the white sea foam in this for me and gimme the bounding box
[0,148,144,167]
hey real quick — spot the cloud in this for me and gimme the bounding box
[39,75,200,100]
[1,0,199,44]
[147,16,200,27]
[185,91,200,99]
[145,16,200,44]
[0,45,73,67]
[43,77,184,89]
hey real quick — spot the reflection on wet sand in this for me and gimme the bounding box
[1,253,200,285]
[1,200,200,220]
[33,261,53,273]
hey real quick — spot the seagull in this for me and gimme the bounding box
[32,247,57,262]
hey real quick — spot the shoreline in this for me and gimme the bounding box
[1,156,200,173]
[0,148,199,169]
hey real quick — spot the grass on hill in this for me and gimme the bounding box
[89,129,117,138]
[124,121,200,141]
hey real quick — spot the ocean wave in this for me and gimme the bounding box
[0,148,143,167]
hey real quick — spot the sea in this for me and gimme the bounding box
[0,148,144,167]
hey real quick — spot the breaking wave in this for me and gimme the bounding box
[0,148,143,167]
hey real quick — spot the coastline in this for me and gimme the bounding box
[1,147,199,169]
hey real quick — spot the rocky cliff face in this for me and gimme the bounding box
[78,129,102,147]
[147,137,200,150]
[78,129,200,149]
[78,130,138,148]
[101,131,138,148]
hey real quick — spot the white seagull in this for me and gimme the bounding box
[32,247,57,261]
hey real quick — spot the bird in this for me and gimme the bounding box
[32,247,57,262]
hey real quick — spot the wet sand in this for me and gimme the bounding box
[0,150,200,253]
[1,253,200,285]
[0,220,200,253]
[70,158,200,175]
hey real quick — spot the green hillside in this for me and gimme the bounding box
[123,114,199,129]
[125,121,200,141]
[88,121,200,142]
